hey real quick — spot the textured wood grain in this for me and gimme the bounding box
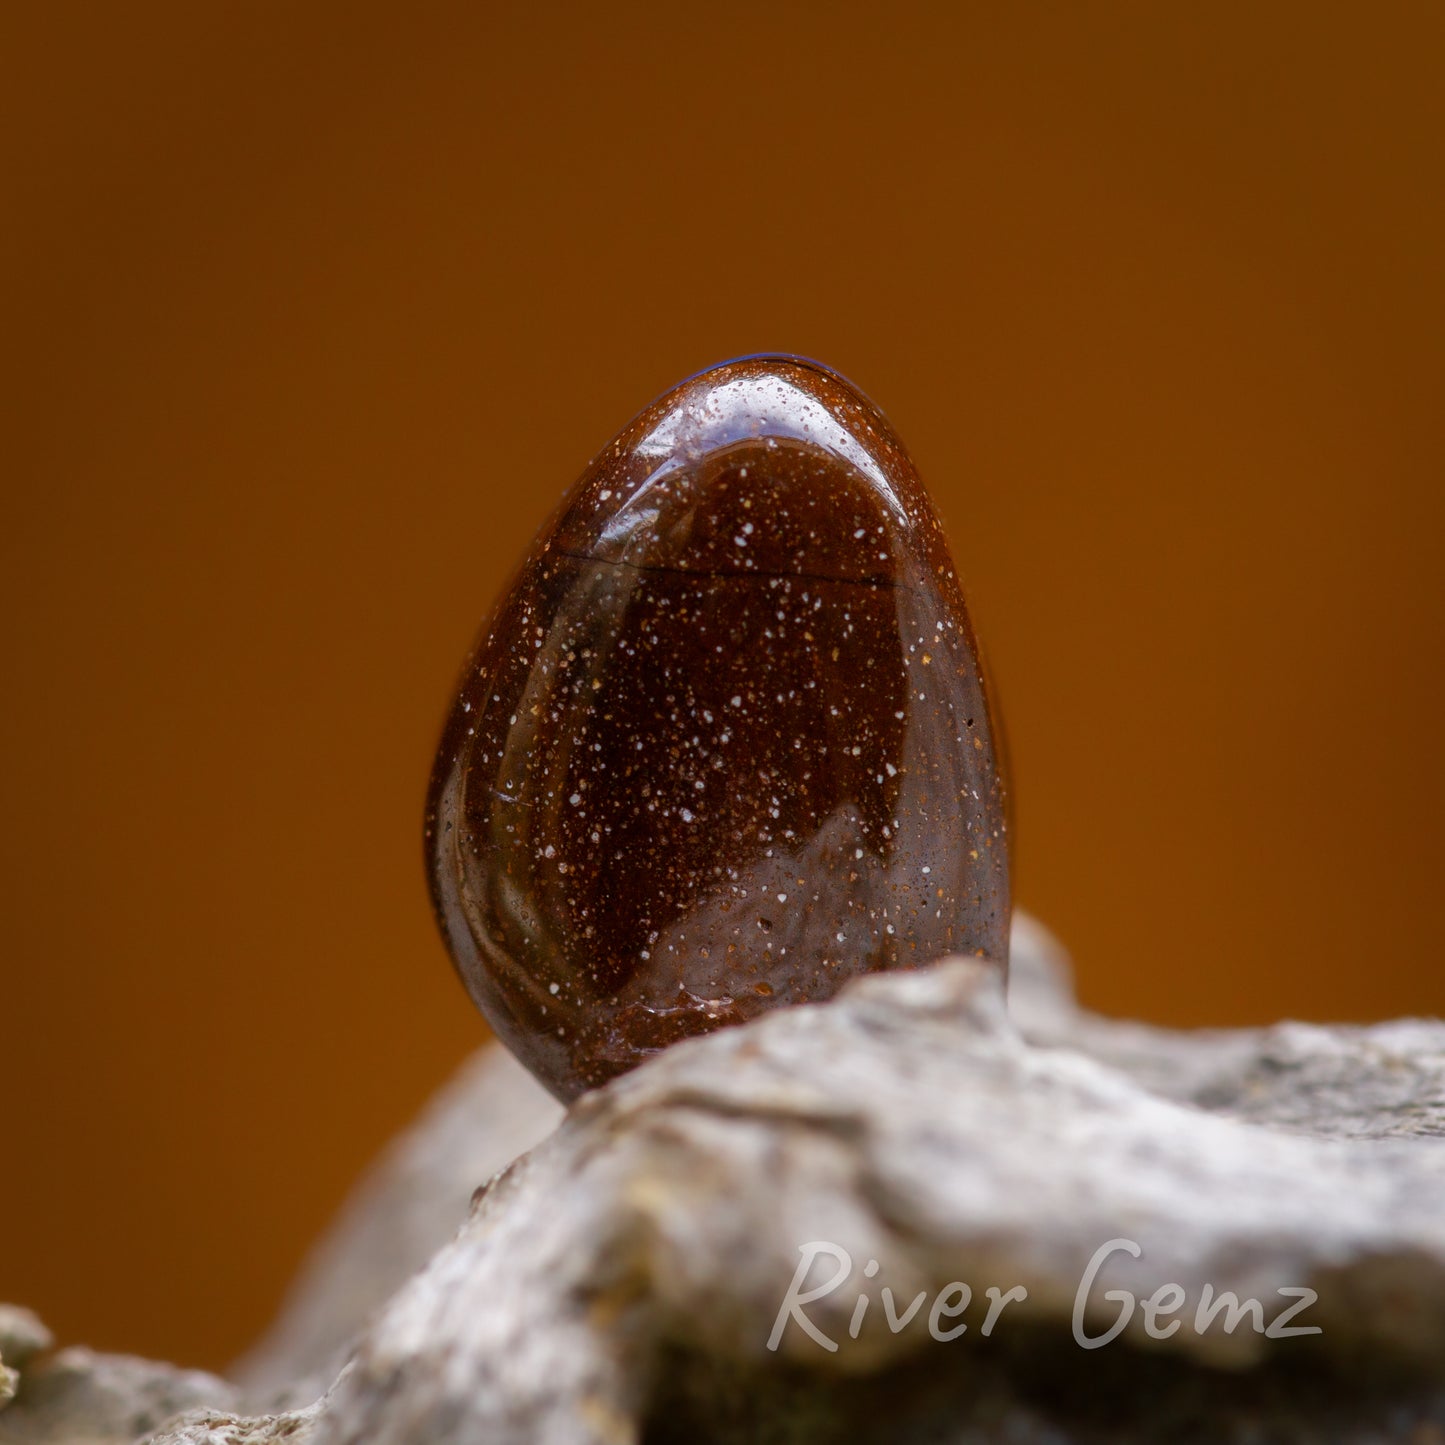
[4,918,1443,1444]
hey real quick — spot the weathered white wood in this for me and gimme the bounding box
[4,918,1443,1444]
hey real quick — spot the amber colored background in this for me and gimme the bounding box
[3,1,1443,1372]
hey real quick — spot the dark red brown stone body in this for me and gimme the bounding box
[425,356,1009,1101]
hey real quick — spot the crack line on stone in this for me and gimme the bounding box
[553,549,911,592]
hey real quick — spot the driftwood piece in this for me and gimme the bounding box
[4,917,1443,1444]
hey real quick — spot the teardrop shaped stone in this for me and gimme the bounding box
[426,356,1009,1101]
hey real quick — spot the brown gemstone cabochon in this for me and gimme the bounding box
[425,356,1010,1101]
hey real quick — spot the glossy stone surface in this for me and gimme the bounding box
[425,356,1009,1100]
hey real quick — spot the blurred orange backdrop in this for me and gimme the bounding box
[3,1,1442,1373]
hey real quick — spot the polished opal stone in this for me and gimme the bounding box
[426,356,1009,1101]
